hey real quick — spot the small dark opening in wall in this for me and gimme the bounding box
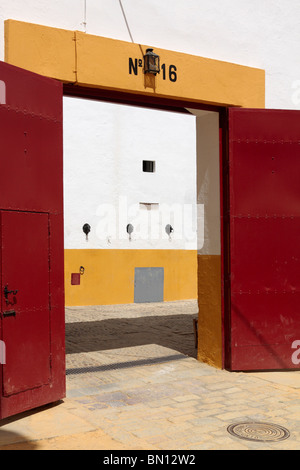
[143,160,156,172]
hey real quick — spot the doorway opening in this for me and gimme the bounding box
[62,94,222,391]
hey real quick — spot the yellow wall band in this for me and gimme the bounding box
[5,19,265,108]
[197,255,222,369]
[5,19,76,82]
[64,249,198,307]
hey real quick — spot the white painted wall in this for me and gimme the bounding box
[63,98,197,249]
[193,111,220,256]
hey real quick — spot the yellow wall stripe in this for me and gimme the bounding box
[5,19,265,108]
[65,249,198,306]
[197,255,222,368]
[5,20,76,82]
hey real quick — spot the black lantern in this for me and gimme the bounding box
[144,48,160,75]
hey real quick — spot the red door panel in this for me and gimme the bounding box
[227,108,300,371]
[0,89,63,213]
[1,211,51,395]
[0,61,65,419]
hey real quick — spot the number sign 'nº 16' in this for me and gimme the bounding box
[129,57,177,82]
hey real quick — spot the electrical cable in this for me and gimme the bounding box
[81,0,87,32]
[118,0,135,43]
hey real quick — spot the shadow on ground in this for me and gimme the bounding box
[65,314,197,359]
[0,401,63,449]
[0,430,39,450]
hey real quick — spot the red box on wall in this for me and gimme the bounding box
[71,273,81,285]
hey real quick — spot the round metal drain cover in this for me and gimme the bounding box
[227,422,290,442]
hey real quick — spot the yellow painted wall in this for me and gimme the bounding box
[4,19,265,108]
[5,20,76,82]
[65,249,197,306]
[197,255,222,368]
[75,31,265,107]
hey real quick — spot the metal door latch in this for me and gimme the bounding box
[4,285,18,304]
[3,310,16,317]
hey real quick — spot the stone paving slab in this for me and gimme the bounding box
[0,300,300,450]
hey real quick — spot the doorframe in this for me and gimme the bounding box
[219,108,231,370]
[64,85,229,369]
[4,20,266,369]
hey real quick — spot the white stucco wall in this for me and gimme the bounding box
[1,0,300,253]
[194,111,220,256]
[63,98,197,249]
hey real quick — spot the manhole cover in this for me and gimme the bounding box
[227,422,290,442]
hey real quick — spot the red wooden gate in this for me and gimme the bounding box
[0,61,65,419]
[225,108,300,371]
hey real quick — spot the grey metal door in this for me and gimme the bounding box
[134,268,164,303]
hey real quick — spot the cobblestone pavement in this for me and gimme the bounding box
[0,300,300,450]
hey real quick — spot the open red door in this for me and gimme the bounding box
[0,62,65,418]
[225,108,300,371]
